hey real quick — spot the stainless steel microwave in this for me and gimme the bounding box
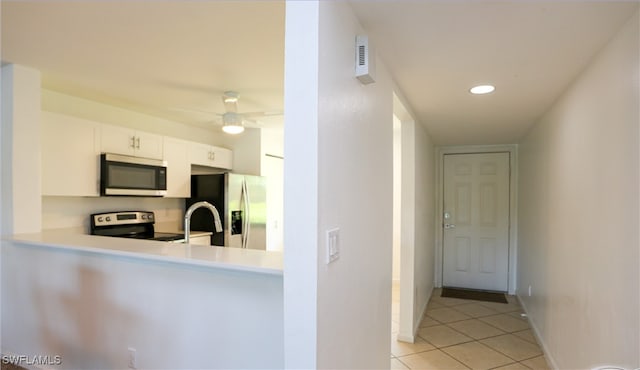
[100,153,167,196]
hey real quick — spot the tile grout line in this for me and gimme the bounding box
[393,354,412,370]
[398,295,546,370]
[477,334,544,365]
[442,323,508,342]
[437,348,473,370]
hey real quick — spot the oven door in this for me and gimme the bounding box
[100,153,167,196]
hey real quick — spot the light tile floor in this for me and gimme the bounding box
[391,284,550,370]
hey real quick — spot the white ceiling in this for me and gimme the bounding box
[1,1,285,130]
[2,1,637,144]
[350,1,638,145]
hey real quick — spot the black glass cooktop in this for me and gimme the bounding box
[118,232,184,242]
[149,232,185,242]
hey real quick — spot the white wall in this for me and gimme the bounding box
[42,197,184,233]
[397,119,436,342]
[392,115,402,281]
[261,127,284,158]
[317,3,394,367]
[283,2,319,367]
[412,121,435,331]
[224,127,262,175]
[517,10,639,370]
[284,1,394,368]
[261,127,284,251]
[1,240,284,369]
[1,64,42,234]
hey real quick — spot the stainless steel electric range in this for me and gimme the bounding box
[90,211,185,242]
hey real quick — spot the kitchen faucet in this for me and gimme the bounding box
[184,201,223,244]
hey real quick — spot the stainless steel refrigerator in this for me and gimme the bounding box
[186,173,266,249]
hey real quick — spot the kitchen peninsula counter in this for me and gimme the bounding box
[7,230,283,276]
[3,229,284,369]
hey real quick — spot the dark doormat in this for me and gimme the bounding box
[442,287,508,304]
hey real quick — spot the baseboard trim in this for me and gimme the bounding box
[410,285,431,341]
[396,333,415,343]
[516,295,559,370]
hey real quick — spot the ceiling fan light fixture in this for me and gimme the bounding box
[222,112,244,134]
[470,85,496,95]
[222,124,245,134]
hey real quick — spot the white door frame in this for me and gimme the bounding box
[435,145,518,295]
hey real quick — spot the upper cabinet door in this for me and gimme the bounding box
[100,125,163,159]
[134,131,163,160]
[211,146,233,170]
[189,142,233,170]
[42,111,101,196]
[101,124,135,156]
[189,142,213,167]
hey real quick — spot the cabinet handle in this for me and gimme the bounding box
[130,136,136,148]
[136,137,141,149]
[210,151,215,161]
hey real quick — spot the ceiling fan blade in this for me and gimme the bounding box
[241,111,283,118]
[242,118,264,128]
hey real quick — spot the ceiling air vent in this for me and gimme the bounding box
[355,35,376,85]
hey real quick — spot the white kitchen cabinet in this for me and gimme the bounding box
[163,136,191,198]
[42,111,101,196]
[187,234,211,246]
[101,125,163,159]
[189,142,233,169]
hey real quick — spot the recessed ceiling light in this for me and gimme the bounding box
[470,85,495,95]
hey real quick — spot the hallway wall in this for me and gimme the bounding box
[283,1,395,368]
[517,10,639,370]
[408,121,436,333]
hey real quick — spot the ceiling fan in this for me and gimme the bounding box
[178,91,282,134]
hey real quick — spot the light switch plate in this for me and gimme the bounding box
[326,228,340,264]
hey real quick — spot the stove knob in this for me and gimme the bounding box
[141,215,146,220]
[97,217,104,222]
[106,216,111,222]
[148,214,154,220]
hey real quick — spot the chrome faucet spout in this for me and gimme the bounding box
[184,201,223,244]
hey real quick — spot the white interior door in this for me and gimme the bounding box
[443,152,510,292]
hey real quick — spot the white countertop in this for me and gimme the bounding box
[7,230,283,276]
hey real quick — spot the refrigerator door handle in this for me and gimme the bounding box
[244,179,251,249]
[241,179,250,249]
[240,180,246,249]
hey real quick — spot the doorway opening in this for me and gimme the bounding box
[435,145,518,295]
[442,152,510,292]
[391,92,416,344]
